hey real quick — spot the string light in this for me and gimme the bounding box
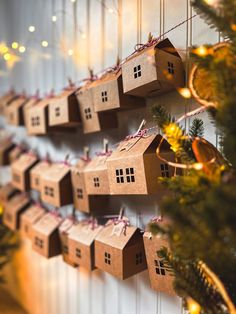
[193,45,209,57]
[108,8,114,13]
[193,163,203,171]
[12,42,19,49]
[0,45,8,54]
[187,298,201,314]
[178,87,191,99]
[19,46,26,53]
[81,33,86,39]
[3,53,11,61]
[67,49,74,56]
[41,41,49,47]
[28,25,35,33]
[70,0,76,2]
[52,15,57,22]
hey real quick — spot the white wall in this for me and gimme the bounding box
[0,1,220,314]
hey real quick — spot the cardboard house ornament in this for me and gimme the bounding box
[59,217,77,267]
[84,140,111,195]
[40,161,73,207]
[9,144,26,164]
[76,72,118,134]
[143,218,175,295]
[71,147,109,213]
[107,121,176,195]
[23,95,41,130]
[11,152,38,191]
[68,219,104,271]
[32,212,62,258]
[5,95,29,126]
[0,137,15,166]
[95,212,147,279]
[20,203,46,239]
[3,193,30,231]
[0,90,18,115]
[121,37,185,97]
[30,158,51,192]
[0,183,17,206]
[49,81,81,127]
[90,63,144,112]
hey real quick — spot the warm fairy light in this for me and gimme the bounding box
[108,8,114,13]
[231,24,236,31]
[0,45,8,54]
[70,0,76,2]
[19,46,26,53]
[204,0,217,5]
[3,53,11,61]
[178,87,191,99]
[28,25,35,32]
[52,15,57,22]
[12,42,19,49]
[41,40,48,47]
[193,46,208,57]
[68,49,74,56]
[187,298,201,314]
[81,33,86,39]
[193,163,203,171]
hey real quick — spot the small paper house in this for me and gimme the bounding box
[0,92,18,115]
[11,152,38,191]
[0,138,15,166]
[9,145,25,164]
[90,69,144,112]
[5,96,29,126]
[122,38,185,97]
[59,218,77,267]
[95,222,147,279]
[3,193,30,231]
[23,97,41,130]
[0,183,17,206]
[32,212,62,258]
[68,221,103,271]
[76,83,118,134]
[49,88,81,127]
[20,204,45,239]
[30,160,51,192]
[143,232,175,295]
[71,159,109,213]
[107,133,175,195]
[40,163,73,207]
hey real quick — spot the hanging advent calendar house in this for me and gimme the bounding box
[49,85,81,127]
[20,204,45,239]
[23,96,41,130]
[76,80,118,134]
[90,68,144,112]
[5,96,29,126]
[11,152,38,191]
[107,132,175,195]
[30,160,51,192]
[0,183,17,207]
[40,163,73,207]
[68,220,103,271]
[121,38,185,97]
[9,145,26,164]
[143,222,175,295]
[32,212,62,258]
[0,90,17,115]
[59,218,77,267]
[3,193,30,231]
[0,137,15,166]
[95,218,147,279]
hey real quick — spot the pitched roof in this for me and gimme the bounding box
[83,155,109,172]
[68,223,103,246]
[41,163,71,182]
[12,153,38,171]
[33,213,62,236]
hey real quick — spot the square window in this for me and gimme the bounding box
[93,177,100,187]
[35,178,39,186]
[104,252,111,265]
[134,65,142,79]
[55,107,60,117]
[76,248,81,258]
[126,168,135,183]
[154,259,166,276]
[76,188,83,199]
[101,91,108,103]
[63,245,69,255]
[160,164,169,178]
[136,252,143,265]
[116,168,124,184]
[85,108,92,120]
[167,62,174,75]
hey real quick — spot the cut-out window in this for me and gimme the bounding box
[44,186,54,197]
[94,177,100,187]
[35,236,44,249]
[154,259,166,275]
[101,91,108,103]
[134,65,142,79]
[136,252,143,265]
[76,188,83,199]
[104,252,111,265]
[63,245,69,255]
[84,108,92,120]
[116,169,124,183]
[35,178,39,186]
[126,167,135,183]
[13,173,21,183]
[76,248,81,258]
[31,116,40,126]
[55,107,60,117]
[167,62,174,75]
[160,164,169,177]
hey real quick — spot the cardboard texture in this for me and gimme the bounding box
[49,89,81,127]
[3,193,31,231]
[68,222,103,271]
[0,93,18,115]
[84,154,110,195]
[9,146,25,164]
[107,133,175,195]
[71,160,109,213]
[121,38,185,97]
[59,218,77,267]
[143,232,175,295]
[40,163,73,207]
[5,97,29,126]
[11,153,38,191]
[23,97,41,130]
[32,212,62,258]
[76,84,118,134]
[20,205,45,239]
[90,69,144,112]
[30,161,51,192]
[0,138,15,166]
[95,223,147,279]
[0,183,17,206]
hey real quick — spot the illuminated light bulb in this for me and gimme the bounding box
[3,53,11,61]
[70,0,76,2]
[108,8,114,13]
[41,41,48,47]
[178,87,191,99]
[204,0,218,6]
[1,46,8,54]
[52,15,57,22]
[12,42,19,49]
[28,25,35,32]
[193,163,203,171]
[194,45,208,57]
[187,298,201,314]
[68,49,74,56]
[19,46,26,53]
[81,33,86,39]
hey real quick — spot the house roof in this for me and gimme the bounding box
[90,69,121,88]
[83,155,109,172]
[41,163,71,182]
[33,212,62,236]
[0,138,14,153]
[31,161,51,176]
[6,193,30,213]
[21,205,45,223]
[9,97,28,109]
[95,223,142,250]
[12,153,38,171]
[59,218,75,234]
[68,222,104,246]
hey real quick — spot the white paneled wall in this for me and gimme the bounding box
[0,1,219,314]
